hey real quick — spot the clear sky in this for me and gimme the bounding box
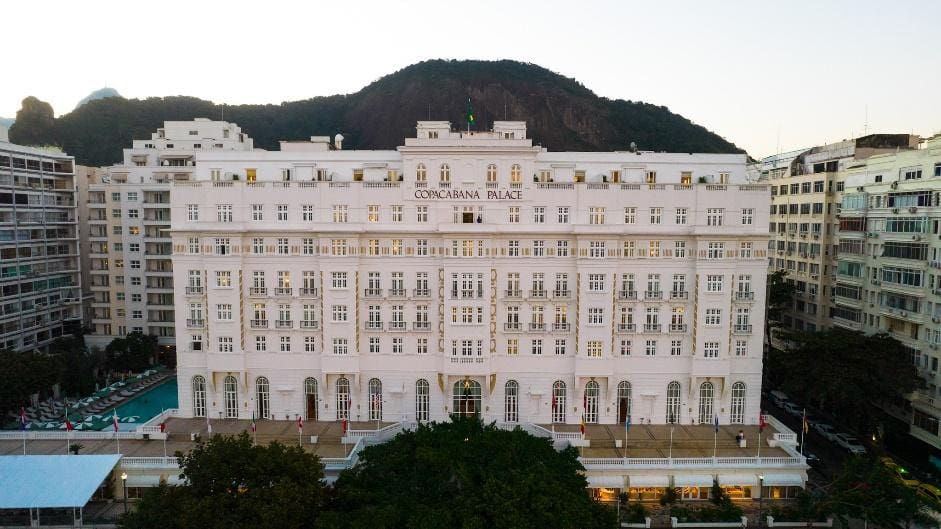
[2,0,938,157]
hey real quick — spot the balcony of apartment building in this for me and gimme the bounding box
[147,277,174,292]
[143,210,171,224]
[831,304,863,331]
[88,276,110,288]
[144,226,170,240]
[616,323,636,333]
[618,290,637,301]
[147,310,175,324]
[88,242,109,257]
[299,287,319,298]
[670,290,689,301]
[551,289,571,300]
[87,209,108,223]
[88,226,108,239]
[88,191,106,205]
[147,294,174,308]
[89,258,110,273]
[551,321,571,332]
[273,286,293,297]
[90,308,112,322]
[300,319,320,330]
[90,291,110,306]
[145,261,173,275]
[144,242,172,259]
[143,191,170,206]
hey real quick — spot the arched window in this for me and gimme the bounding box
[730,382,747,424]
[552,381,567,423]
[368,378,382,421]
[698,382,715,424]
[223,375,238,419]
[192,375,207,417]
[504,380,519,422]
[416,163,427,182]
[415,379,430,422]
[336,377,350,420]
[440,163,450,183]
[666,381,681,424]
[486,164,497,183]
[255,377,270,420]
[617,381,632,424]
[510,164,522,183]
[584,380,600,423]
[304,377,318,421]
[452,379,481,417]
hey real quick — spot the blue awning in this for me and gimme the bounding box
[0,455,121,508]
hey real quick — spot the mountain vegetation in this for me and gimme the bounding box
[8,60,744,166]
[74,87,121,110]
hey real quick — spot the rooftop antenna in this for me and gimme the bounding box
[863,105,869,136]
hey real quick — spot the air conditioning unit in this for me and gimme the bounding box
[857,186,865,192]
[913,235,922,241]
[811,274,819,280]
[932,317,940,324]
[813,234,820,240]
[931,344,939,350]
[910,207,918,213]
[891,181,898,189]
[933,289,941,296]
[901,311,908,317]
[892,208,900,214]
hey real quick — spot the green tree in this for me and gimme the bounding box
[121,433,325,529]
[765,270,796,348]
[323,417,615,529]
[0,349,62,418]
[106,332,158,372]
[769,329,920,433]
[8,96,58,147]
[816,457,934,527]
[48,335,104,397]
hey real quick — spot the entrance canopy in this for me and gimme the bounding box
[0,455,121,509]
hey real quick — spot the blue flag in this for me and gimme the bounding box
[714,414,720,433]
[625,414,631,434]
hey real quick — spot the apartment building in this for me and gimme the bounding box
[82,119,253,348]
[171,120,771,427]
[833,133,941,450]
[0,140,82,351]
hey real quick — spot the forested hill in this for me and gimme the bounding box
[8,60,744,166]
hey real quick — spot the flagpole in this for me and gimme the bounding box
[800,408,805,456]
[669,425,674,460]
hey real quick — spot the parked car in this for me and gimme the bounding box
[916,483,941,510]
[770,390,789,408]
[834,433,867,455]
[813,423,838,442]
[783,401,804,418]
[881,457,920,487]
[799,448,822,468]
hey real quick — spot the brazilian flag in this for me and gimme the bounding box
[465,98,475,128]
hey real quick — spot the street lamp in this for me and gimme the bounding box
[757,474,765,529]
[120,472,128,514]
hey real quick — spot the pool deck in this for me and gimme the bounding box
[565,423,789,459]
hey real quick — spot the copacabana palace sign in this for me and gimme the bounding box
[414,188,522,200]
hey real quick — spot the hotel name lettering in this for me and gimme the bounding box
[414,188,522,200]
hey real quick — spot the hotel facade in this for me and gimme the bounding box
[171,121,770,427]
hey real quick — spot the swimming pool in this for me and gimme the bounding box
[113,377,178,427]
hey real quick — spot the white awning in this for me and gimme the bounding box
[673,474,715,488]
[586,475,625,488]
[718,474,758,486]
[163,474,184,485]
[628,475,670,488]
[761,474,804,487]
[125,474,161,487]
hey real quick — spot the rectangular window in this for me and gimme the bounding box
[277,204,288,221]
[705,308,721,326]
[332,305,348,322]
[251,204,264,221]
[671,340,682,356]
[187,204,199,221]
[706,275,723,292]
[508,206,520,223]
[557,207,570,224]
[217,204,233,222]
[624,207,636,224]
[649,207,662,224]
[332,205,348,223]
[302,205,314,221]
[735,340,747,357]
[391,205,403,223]
[707,208,724,226]
[703,341,720,358]
[589,207,605,225]
[741,208,754,225]
[332,338,349,355]
[218,337,234,353]
[533,206,545,224]
[367,205,380,223]
[556,240,569,257]
[707,242,725,259]
[416,205,428,223]
[589,241,606,258]
[645,340,657,356]
[587,341,603,358]
[620,340,632,356]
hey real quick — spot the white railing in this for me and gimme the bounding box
[764,414,798,444]
[0,431,140,440]
[322,438,364,470]
[120,456,178,469]
[343,422,405,444]
[579,455,805,470]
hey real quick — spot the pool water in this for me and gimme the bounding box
[113,378,178,425]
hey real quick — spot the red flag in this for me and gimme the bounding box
[759,412,767,433]
[64,414,74,432]
[159,421,166,433]
[113,411,119,432]
[580,415,586,435]
[342,418,348,435]
[297,416,303,433]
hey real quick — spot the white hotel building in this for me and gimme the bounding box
[171,121,770,427]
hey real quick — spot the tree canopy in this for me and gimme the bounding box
[105,332,158,372]
[767,328,921,432]
[818,457,933,527]
[322,417,615,529]
[0,349,61,417]
[765,270,796,347]
[121,433,326,529]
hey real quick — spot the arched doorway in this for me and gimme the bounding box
[304,378,318,421]
[255,377,270,420]
[223,376,238,419]
[504,380,519,423]
[584,380,600,423]
[698,382,715,424]
[336,377,350,420]
[552,381,566,423]
[617,381,632,424]
[368,378,383,421]
[452,379,481,417]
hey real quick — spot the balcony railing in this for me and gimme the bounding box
[553,289,571,299]
[670,291,688,300]
[300,320,320,330]
[529,322,546,331]
[643,323,662,333]
[617,323,636,333]
[185,286,204,295]
[250,319,268,329]
[299,287,319,297]
[365,321,384,331]
[413,321,431,331]
[552,322,571,332]
[734,324,753,334]
[388,288,407,298]
[274,287,293,296]
[185,319,205,328]
[736,291,755,301]
[504,322,522,332]
[618,290,637,301]
[669,323,688,332]
[529,290,547,299]
[413,288,431,298]
[276,320,293,329]
[364,288,383,298]
[249,287,267,297]
[504,289,522,299]
[645,291,663,300]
